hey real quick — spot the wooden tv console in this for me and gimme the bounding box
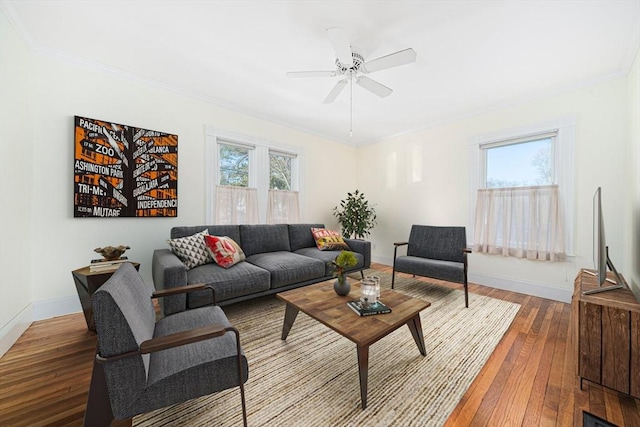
[572,269,640,399]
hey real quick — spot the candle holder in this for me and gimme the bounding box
[360,278,377,309]
[366,275,381,301]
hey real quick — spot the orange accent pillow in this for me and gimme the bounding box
[204,235,246,268]
[311,227,350,251]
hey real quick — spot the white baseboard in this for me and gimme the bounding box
[32,295,82,321]
[0,296,82,358]
[371,256,572,303]
[0,304,33,358]
[469,272,572,303]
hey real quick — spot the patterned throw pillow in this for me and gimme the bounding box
[204,235,246,268]
[311,227,350,251]
[167,229,213,269]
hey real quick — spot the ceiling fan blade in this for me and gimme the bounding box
[323,80,348,104]
[326,27,353,67]
[356,76,393,98]
[364,48,417,73]
[286,70,337,78]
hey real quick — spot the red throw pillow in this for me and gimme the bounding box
[204,235,246,268]
[311,227,350,251]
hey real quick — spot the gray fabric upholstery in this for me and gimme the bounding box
[171,225,241,243]
[344,238,371,269]
[294,247,364,276]
[144,306,248,412]
[406,225,466,263]
[90,263,248,421]
[153,223,371,315]
[394,256,464,283]
[392,225,469,307]
[92,263,154,416]
[288,223,324,251]
[152,249,188,315]
[186,261,271,309]
[246,251,325,288]
[239,224,290,256]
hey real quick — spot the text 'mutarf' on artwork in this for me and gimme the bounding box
[73,116,178,217]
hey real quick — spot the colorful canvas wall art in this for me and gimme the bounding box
[73,116,178,217]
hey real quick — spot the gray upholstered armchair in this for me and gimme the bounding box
[392,225,471,307]
[84,263,248,427]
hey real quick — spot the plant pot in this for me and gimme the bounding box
[333,277,351,296]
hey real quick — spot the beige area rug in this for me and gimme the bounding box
[135,270,520,427]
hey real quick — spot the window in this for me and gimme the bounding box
[269,151,293,190]
[267,150,300,223]
[483,135,553,188]
[219,144,250,187]
[205,128,302,224]
[469,118,575,259]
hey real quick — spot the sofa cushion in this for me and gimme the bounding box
[246,252,325,289]
[204,235,246,268]
[288,223,324,252]
[171,225,241,243]
[239,224,290,257]
[186,261,271,307]
[294,247,365,276]
[311,227,350,251]
[167,230,212,269]
[394,256,464,284]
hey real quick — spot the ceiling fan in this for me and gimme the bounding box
[286,27,417,135]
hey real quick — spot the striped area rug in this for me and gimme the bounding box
[135,270,520,427]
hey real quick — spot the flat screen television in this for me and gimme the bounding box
[583,187,626,295]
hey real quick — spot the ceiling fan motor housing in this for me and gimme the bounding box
[335,51,365,75]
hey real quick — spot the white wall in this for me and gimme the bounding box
[0,11,34,356]
[358,76,633,302]
[0,10,356,355]
[628,48,640,300]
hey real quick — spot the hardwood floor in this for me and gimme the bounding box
[1,263,638,426]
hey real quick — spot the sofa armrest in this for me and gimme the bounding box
[152,249,188,315]
[344,238,371,269]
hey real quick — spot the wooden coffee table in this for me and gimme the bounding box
[277,279,431,409]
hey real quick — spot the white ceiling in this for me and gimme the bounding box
[3,1,639,146]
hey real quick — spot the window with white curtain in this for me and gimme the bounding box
[267,150,300,223]
[470,118,575,260]
[205,127,302,224]
[473,185,566,261]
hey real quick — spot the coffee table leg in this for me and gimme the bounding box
[281,304,299,340]
[406,314,427,356]
[357,345,369,409]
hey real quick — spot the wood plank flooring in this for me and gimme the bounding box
[1,263,638,426]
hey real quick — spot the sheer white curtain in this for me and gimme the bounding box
[215,185,259,225]
[266,189,300,224]
[473,184,566,261]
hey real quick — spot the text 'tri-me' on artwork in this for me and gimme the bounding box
[73,116,178,217]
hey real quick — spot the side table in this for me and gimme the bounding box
[72,262,140,332]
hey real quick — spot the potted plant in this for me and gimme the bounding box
[329,250,358,296]
[333,190,377,239]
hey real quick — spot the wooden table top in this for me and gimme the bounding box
[72,262,140,277]
[277,279,431,347]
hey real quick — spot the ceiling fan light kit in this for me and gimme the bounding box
[287,27,417,137]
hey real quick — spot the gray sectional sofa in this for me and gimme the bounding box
[152,223,371,315]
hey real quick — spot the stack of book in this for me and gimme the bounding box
[89,257,129,272]
[347,300,392,316]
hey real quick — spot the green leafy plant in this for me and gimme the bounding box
[329,250,358,283]
[333,190,377,239]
